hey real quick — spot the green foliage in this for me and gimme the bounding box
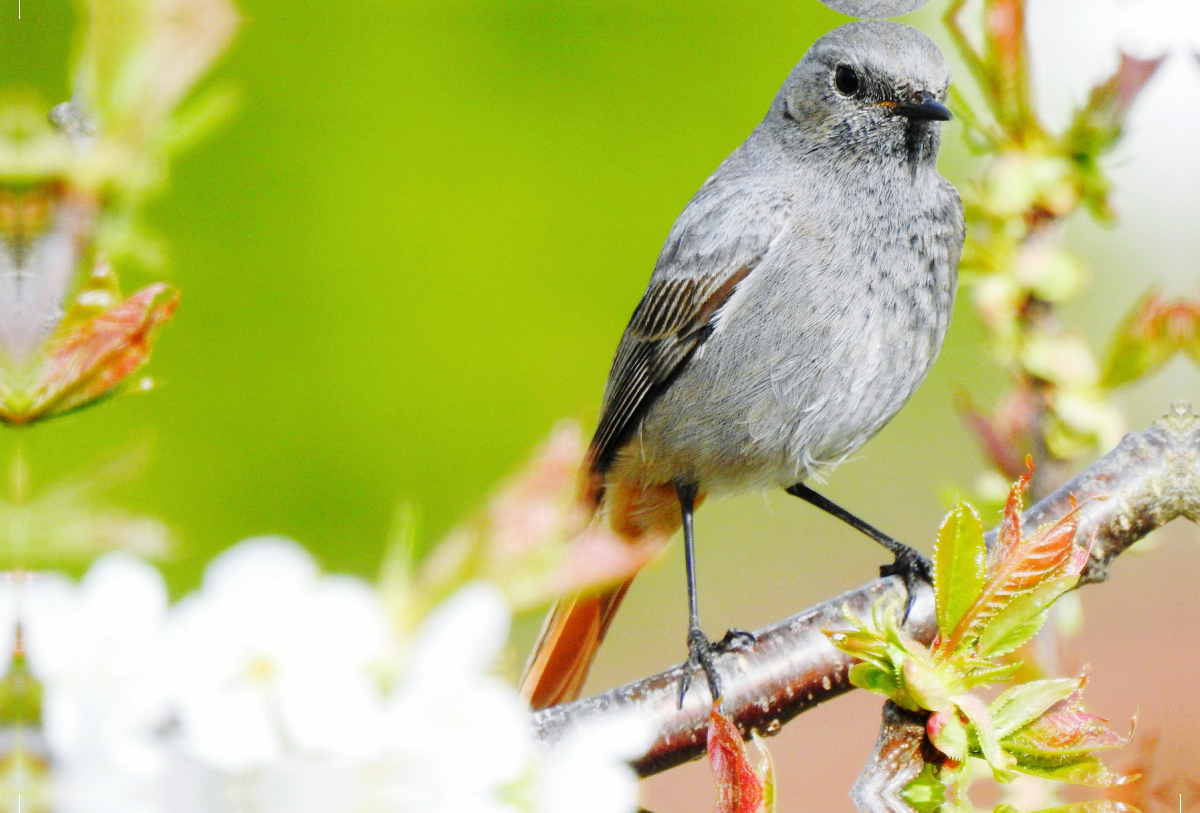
[0,0,236,426]
[1101,290,1200,390]
[945,1,1194,497]
[934,503,986,639]
[902,765,946,813]
[0,648,42,727]
[828,465,1134,811]
[68,0,240,204]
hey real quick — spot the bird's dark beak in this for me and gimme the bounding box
[893,90,952,122]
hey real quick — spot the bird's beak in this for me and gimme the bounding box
[890,90,952,122]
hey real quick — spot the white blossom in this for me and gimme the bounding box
[0,539,651,813]
[158,537,392,770]
[0,554,170,777]
[535,713,654,813]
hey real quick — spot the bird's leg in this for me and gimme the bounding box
[785,482,932,621]
[675,480,724,709]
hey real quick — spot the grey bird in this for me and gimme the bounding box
[521,20,964,710]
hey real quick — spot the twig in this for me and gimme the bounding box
[991,403,1200,584]
[531,405,1200,777]
[851,702,933,813]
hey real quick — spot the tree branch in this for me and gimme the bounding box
[531,405,1200,777]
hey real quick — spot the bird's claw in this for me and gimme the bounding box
[677,627,724,709]
[879,545,933,624]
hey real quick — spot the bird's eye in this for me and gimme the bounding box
[834,65,860,97]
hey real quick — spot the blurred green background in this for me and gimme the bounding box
[6,1,1199,809]
[5,0,993,592]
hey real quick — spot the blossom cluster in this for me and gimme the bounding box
[956,0,1200,502]
[0,538,650,813]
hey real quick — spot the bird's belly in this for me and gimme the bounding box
[612,276,951,492]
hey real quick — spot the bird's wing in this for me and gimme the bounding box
[590,181,792,473]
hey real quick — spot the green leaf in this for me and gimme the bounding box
[991,677,1082,738]
[901,764,946,813]
[752,733,776,813]
[934,502,987,640]
[901,652,955,713]
[987,616,1047,659]
[1011,755,1136,788]
[849,662,906,706]
[960,659,1022,690]
[977,576,1080,658]
[928,710,969,761]
[956,693,1013,778]
[162,87,240,154]
[1100,288,1179,389]
[826,629,892,671]
[1019,803,1137,813]
[944,491,1080,656]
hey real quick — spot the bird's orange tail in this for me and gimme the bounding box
[519,579,635,709]
[520,480,693,710]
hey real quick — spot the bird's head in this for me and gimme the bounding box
[768,21,953,170]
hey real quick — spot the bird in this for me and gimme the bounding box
[521,20,964,710]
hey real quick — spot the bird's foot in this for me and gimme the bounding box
[716,628,757,652]
[879,545,933,623]
[677,627,724,709]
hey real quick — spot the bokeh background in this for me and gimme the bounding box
[6,0,1199,809]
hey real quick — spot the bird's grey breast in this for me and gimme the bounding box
[632,161,962,490]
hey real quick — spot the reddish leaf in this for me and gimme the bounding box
[994,457,1034,567]
[4,283,179,424]
[1012,711,1132,753]
[1049,670,1089,712]
[1170,298,1200,366]
[956,393,1030,481]
[946,463,1084,653]
[1066,532,1092,575]
[985,0,1024,65]
[983,0,1036,132]
[708,703,765,813]
[544,519,668,597]
[967,511,1079,644]
[485,422,596,559]
[1101,288,1189,389]
[1086,53,1166,127]
[1007,671,1135,762]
